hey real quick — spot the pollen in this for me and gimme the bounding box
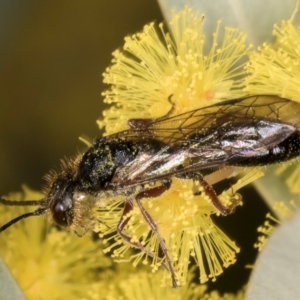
[94,178,241,286]
[284,163,300,194]
[244,20,300,102]
[0,186,111,300]
[255,198,299,251]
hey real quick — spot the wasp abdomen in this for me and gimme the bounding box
[230,130,300,166]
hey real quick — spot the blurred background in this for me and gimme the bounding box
[0,0,164,193]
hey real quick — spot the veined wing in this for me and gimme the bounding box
[109,95,300,145]
[108,95,300,186]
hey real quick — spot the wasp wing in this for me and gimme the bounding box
[108,95,300,186]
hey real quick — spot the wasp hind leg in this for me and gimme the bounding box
[180,172,238,216]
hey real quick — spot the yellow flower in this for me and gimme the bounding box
[94,169,262,286]
[2,4,300,299]
[88,265,245,300]
[0,186,112,300]
[255,198,299,251]
[100,6,250,134]
[244,19,300,209]
[93,5,271,288]
[245,20,300,101]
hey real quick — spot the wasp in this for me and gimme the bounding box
[1,95,300,287]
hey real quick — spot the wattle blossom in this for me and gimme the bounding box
[95,6,264,286]
[0,186,111,300]
[100,6,250,135]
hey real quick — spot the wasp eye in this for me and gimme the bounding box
[51,198,72,227]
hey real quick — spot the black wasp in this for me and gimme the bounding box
[1,95,300,287]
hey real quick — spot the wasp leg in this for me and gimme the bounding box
[128,94,175,129]
[137,179,171,198]
[117,200,161,260]
[134,181,179,288]
[117,181,171,254]
[180,172,235,216]
[200,179,235,216]
[118,197,176,281]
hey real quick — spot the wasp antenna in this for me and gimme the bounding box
[0,207,47,233]
[0,198,46,206]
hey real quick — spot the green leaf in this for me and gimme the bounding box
[0,258,26,300]
[245,212,300,299]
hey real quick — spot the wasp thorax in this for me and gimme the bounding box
[78,139,138,191]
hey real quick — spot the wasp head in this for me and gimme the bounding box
[48,175,77,227]
[46,157,97,235]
